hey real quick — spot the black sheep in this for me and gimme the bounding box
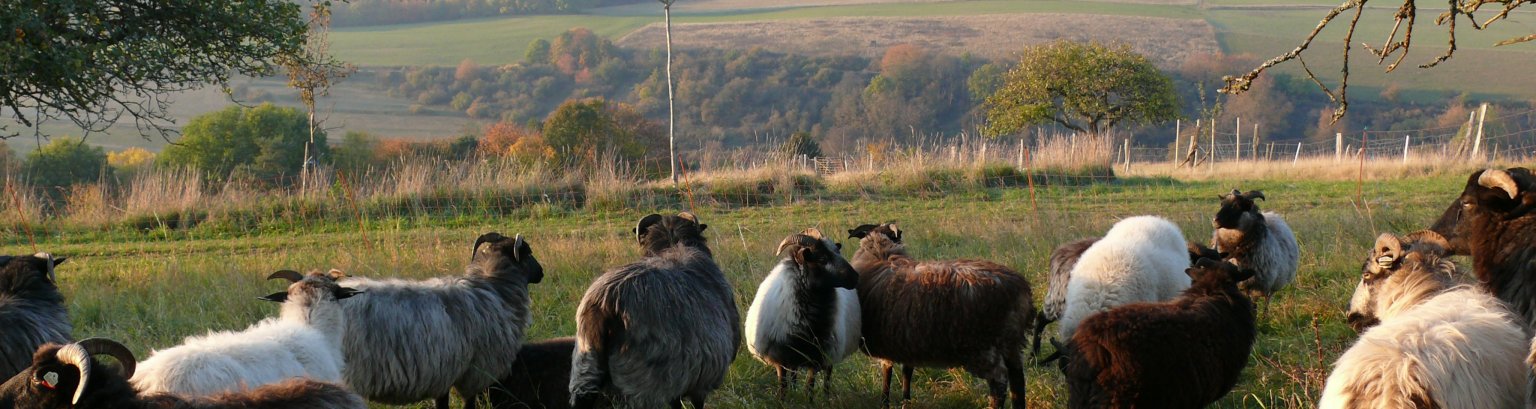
[0,254,70,381]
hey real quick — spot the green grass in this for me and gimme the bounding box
[8,172,1472,408]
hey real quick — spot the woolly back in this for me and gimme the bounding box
[1043,237,1099,320]
[0,255,66,306]
[1347,232,1458,329]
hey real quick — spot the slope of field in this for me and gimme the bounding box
[13,173,1467,408]
[615,14,1220,67]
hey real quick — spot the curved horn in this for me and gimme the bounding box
[36,252,56,283]
[473,232,506,259]
[1373,233,1405,269]
[887,223,901,241]
[75,338,136,379]
[1404,230,1451,252]
[677,211,699,223]
[776,236,798,257]
[267,270,304,283]
[55,344,93,405]
[635,214,664,242]
[1478,169,1519,200]
[801,228,826,240]
[512,234,526,261]
[1243,190,1266,201]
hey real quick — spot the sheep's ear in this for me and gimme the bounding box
[1373,233,1405,269]
[259,292,289,303]
[335,287,364,300]
[635,214,664,242]
[51,256,66,266]
[1244,190,1266,201]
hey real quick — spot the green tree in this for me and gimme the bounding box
[985,41,1179,136]
[158,103,325,182]
[331,131,379,173]
[781,131,822,158]
[2,0,310,139]
[967,63,1005,103]
[542,98,661,167]
[24,138,108,188]
[526,38,552,64]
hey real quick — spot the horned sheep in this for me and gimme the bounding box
[847,223,1032,409]
[486,337,577,409]
[128,270,362,397]
[337,232,542,409]
[1320,231,1527,409]
[745,228,860,399]
[0,338,365,409]
[0,254,70,381]
[569,212,740,409]
[1211,189,1301,313]
[1058,257,1258,409]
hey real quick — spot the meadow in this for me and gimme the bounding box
[3,155,1488,407]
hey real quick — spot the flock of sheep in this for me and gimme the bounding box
[1,167,1536,408]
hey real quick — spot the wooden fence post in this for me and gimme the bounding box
[1235,117,1241,162]
[1335,132,1343,162]
[1403,135,1410,164]
[1472,102,1488,159]
[1293,142,1302,166]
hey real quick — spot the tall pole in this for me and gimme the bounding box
[661,0,678,186]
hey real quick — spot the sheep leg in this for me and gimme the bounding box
[880,362,895,407]
[805,368,818,402]
[901,365,915,401]
[461,388,481,409]
[823,365,834,398]
[434,394,451,409]
[775,366,788,397]
[687,392,707,409]
[966,362,1010,409]
[1030,312,1050,356]
[1004,353,1028,409]
[670,399,685,409]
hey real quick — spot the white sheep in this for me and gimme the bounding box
[1056,215,1191,343]
[130,270,362,397]
[1320,232,1527,409]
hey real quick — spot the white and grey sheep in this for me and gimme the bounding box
[1211,189,1300,313]
[338,232,543,409]
[1056,216,1192,344]
[0,253,71,381]
[1320,232,1527,409]
[129,270,362,397]
[0,338,366,409]
[745,227,860,399]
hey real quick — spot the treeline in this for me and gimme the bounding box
[331,0,647,27]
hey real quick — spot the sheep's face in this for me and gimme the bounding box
[777,228,858,290]
[2,339,136,409]
[1429,168,1536,255]
[259,270,364,305]
[1213,189,1265,230]
[635,212,710,257]
[847,223,901,243]
[1346,232,1456,331]
[1185,257,1253,290]
[0,254,66,300]
[471,233,543,284]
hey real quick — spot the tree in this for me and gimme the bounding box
[526,39,552,64]
[479,122,540,156]
[277,1,355,186]
[24,138,108,188]
[2,0,310,140]
[542,98,662,167]
[781,131,822,158]
[331,131,379,173]
[158,104,324,182]
[984,41,1179,137]
[1221,0,1535,121]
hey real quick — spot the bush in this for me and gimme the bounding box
[24,138,109,188]
[158,103,326,183]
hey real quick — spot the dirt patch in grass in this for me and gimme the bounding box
[615,14,1219,67]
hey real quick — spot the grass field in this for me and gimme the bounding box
[5,168,1477,408]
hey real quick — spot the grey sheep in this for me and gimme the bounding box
[569,212,740,408]
[338,232,543,409]
[0,253,70,381]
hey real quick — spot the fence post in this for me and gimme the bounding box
[1335,132,1343,162]
[1472,102,1488,160]
[1172,119,1181,167]
[1235,117,1241,162]
[1253,123,1259,160]
[1123,138,1130,173]
[1403,135,1410,164]
[1293,142,1302,166]
[1209,119,1216,171]
[1017,139,1025,169]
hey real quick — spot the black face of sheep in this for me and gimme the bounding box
[777,228,858,290]
[1214,189,1264,229]
[635,212,710,257]
[0,338,136,409]
[469,232,543,284]
[258,270,365,303]
[847,224,900,243]
[0,255,67,301]
[1429,168,1536,256]
[1186,257,1255,288]
[1345,231,1455,332]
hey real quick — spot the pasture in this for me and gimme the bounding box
[12,170,1470,408]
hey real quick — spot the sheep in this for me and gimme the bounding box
[0,253,70,381]
[0,338,366,409]
[337,232,543,409]
[1428,167,1536,328]
[128,270,363,397]
[486,337,578,409]
[569,212,739,409]
[1057,257,1257,409]
[1210,189,1301,315]
[744,228,860,400]
[846,223,1032,409]
[1319,231,1527,409]
[1055,216,1192,345]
